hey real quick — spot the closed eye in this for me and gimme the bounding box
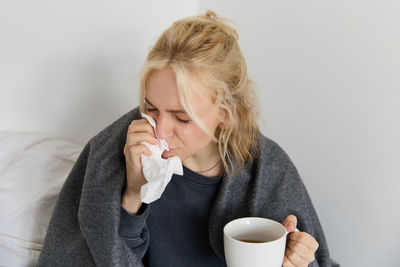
[146,108,190,124]
[177,118,190,124]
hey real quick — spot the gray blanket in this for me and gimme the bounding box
[37,106,338,266]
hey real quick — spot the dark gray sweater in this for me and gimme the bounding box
[37,106,339,266]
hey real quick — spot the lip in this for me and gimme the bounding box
[162,148,176,159]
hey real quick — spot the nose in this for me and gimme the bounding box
[155,113,174,140]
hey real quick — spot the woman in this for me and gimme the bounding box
[38,10,338,267]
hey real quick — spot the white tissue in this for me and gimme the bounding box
[139,113,183,203]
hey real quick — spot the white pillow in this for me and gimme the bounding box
[0,132,83,267]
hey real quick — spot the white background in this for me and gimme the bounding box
[1,1,399,266]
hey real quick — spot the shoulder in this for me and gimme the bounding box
[88,106,141,151]
[254,133,296,171]
[248,134,311,209]
[248,132,304,188]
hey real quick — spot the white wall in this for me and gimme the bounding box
[0,0,198,145]
[198,1,400,266]
[1,1,399,266]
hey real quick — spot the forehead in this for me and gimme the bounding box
[145,69,216,116]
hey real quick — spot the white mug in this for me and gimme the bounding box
[223,217,295,267]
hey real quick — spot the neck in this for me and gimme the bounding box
[182,142,223,177]
[197,161,224,178]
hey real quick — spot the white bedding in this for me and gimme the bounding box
[0,132,83,266]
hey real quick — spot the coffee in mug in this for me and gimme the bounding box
[223,217,290,267]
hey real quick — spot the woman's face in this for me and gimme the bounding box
[144,68,223,165]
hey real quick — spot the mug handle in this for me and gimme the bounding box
[285,228,300,236]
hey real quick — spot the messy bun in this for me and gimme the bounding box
[139,10,260,176]
[205,10,217,20]
[202,9,239,41]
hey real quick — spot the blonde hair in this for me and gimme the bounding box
[138,10,260,176]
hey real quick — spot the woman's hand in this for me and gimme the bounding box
[282,215,319,267]
[122,118,158,212]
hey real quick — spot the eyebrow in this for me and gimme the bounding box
[145,98,187,114]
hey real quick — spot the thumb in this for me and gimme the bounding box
[282,214,297,232]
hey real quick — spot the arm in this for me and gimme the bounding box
[264,140,339,267]
[119,193,151,260]
[278,162,339,267]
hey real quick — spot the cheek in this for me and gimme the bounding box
[179,124,212,145]
[175,124,197,140]
[178,127,199,142]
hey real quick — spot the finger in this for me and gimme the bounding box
[128,119,156,137]
[282,255,296,267]
[282,214,297,232]
[288,232,319,251]
[135,144,152,164]
[285,245,309,267]
[126,132,159,147]
[287,239,316,263]
[125,143,153,160]
[130,144,153,169]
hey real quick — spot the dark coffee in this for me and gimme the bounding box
[238,239,266,243]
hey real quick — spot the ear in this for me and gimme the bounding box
[217,109,227,129]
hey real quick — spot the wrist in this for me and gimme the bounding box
[121,191,142,215]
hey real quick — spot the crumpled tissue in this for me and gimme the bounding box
[139,113,183,203]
